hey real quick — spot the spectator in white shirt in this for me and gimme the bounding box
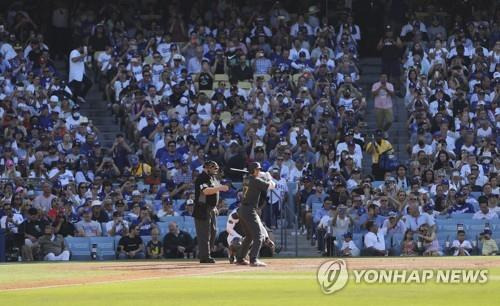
[340,232,360,256]
[68,44,92,101]
[363,220,387,256]
[451,230,473,256]
[473,202,499,220]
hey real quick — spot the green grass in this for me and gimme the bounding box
[1,260,500,306]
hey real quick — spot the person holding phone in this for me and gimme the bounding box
[69,43,92,103]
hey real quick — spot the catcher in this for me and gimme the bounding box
[226,207,275,264]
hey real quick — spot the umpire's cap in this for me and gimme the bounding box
[248,162,261,173]
[203,160,219,170]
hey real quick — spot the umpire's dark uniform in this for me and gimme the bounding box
[237,163,270,264]
[194,167,219,263]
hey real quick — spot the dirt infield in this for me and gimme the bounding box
[2,257,500,291]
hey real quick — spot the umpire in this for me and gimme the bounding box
[236,162,275,267]
[194,160,229,264]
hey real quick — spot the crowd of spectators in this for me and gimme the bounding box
[0,0,499,261]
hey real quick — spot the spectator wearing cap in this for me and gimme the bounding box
[75,209,102,237]
[382,211,406,235]
[181,199,195,217]
[132,207,157,236]
[340,231,360,257]
[19,207,46,261]
[252,49,272,74]
[264,168,289,228]
[90,200,109,223]
[447,190,475,215]
[157,198,178,218]
[74,159,94,185]
[38,223,70,261]
[127,155,152,179]
[480,229,499,256]
[364,129,394,180]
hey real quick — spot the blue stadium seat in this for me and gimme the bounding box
[225,198,238,206]
[353,233,364,248]
[158,216,185,227]
[141,236,152,246]
[89,237,116,260]
[173,199,186,212]
[157,222,169,236]
[179,217,196,237]
[65,237,91,260]
[152,200,162,212]
[232,182,243,190]
[101,223,108,236]
[372,181,384,189]
[440,224,460,231]
[470,192,482,200]
[216,216,228,233]
[449,213,474,220]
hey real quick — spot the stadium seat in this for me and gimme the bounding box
[232,182,243,190]
[440,224,461,232]
[158,216,185,227]
[254,74,271,82]
[199,90,214,98]
[449,213,474,220]
[173,199,186,212]
[216,216,228,233]
[371,181,384,189]
[141,236,152,246]
[238,81,252,90]
[65,237,91,261]
[224,198,238,206]
[214,74,229,82]
[89,237,116,260]
[470,192,482,200]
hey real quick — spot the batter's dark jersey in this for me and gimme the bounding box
[194,171,219,219]
[241,176,270,208]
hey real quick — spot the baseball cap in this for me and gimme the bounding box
[132,190,141,196]
[91,200,102,207]
[388,211,398,218]
[186,199,194,206]
[343,232,353,239]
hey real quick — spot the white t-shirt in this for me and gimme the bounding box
[364,228,387,251]
[341,240,360,256]
[452,239,472,256]
[69,49,85,82]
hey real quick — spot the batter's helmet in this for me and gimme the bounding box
[203,160,219,170]
[247,162,261,174]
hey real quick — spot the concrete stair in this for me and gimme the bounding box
[357,57,409,174]
[272,229,321,257]
[79,84,121,149]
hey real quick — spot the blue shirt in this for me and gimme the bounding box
[155,148,182,169]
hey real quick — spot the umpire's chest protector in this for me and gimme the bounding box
[193,172,219,219]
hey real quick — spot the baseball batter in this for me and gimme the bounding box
[226,208,274,264]
[236,162,276,267]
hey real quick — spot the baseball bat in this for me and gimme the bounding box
[230,168,248,173]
